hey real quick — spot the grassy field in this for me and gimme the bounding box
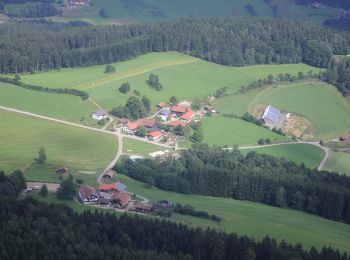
[201,116,289,146]
[241,143,324,169]
[20,52,319,111]
[0,110,117,184]
[0,82,99,126]
[114,174,350,253]
[214,82,350,140]
[123,137,168,155]
[324,151,350,176]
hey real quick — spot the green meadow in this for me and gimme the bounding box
[324,151,350,176]
[116,174,350,253]
[0,110,117,183]
[0,82,99,126]
[20,52,319,111]
[214,82,350,140]
[241,143,324,169]
[201,116,289,146]
[123,137,167,155]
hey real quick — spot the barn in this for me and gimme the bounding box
[262,105,281,124]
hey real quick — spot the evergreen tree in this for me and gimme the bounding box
[36,147,47,164]
[39,184,48,196]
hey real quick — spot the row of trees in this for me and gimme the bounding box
[0,197,348,259]
[115,143,350,223]
[0,17,349,73]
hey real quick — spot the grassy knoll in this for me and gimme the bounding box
[324,151,350,176]
[0,110,117,183]
[241,143,324,169]
[123,137,168,155]
[214,82,350,140]
[201,116,289,146]
[19,52,319,111]
[0,82,99,126]
[116,174,350,253]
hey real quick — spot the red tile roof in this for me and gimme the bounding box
[115,191,130,207]
[169,120,187,128]
[99,182,126,192]
[157,102,167,108]
[148,131,162,138]
[181,110,195,121]
[171,105,188,113]
[128,122,139,130]
[128,119,156,130]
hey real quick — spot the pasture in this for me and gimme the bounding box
[20,52,319,112]
[214,82,350,140]
[324,151,350,176]
[0,110,117,183]
[0,82,99,126]
[241,143,324,169]
[201,116,289,146]
[116,174,350,253]
[123,137,167,155]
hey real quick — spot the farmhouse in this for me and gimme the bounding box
[181,110,195,122]
[340,135,350,145]
[262,105,281,124]
[99,182,126,193]
[92,109,108,120]
[78,185,99,204]
[118,118,129,127]
[169,120,187,128]
[156,102,167,109]
[171,105,188,117]
[134,203,154,213]
[114,191,131,208]
[126,119,157,133]
[147,131,163,141]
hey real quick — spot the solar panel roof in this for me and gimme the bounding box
[262,105,281,123]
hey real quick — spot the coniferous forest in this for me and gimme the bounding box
[115,144,350,224]
[0,171,348,260]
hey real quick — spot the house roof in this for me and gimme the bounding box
[99,182,126,192]
[114,191,130,206]
[341,135,350,144]
[159,108,171,116]
[181,110,195,121]
[103,169,115,178]
[169,120,187,128]
[79,185,99,199]
[262,105,281,123]
[128,122,139,130]
[148,131,162,138]
[119,118,129,124]
[93,109,108,117]
[135,203,153,211]
[157,102,167,108]
[171,105,188,113]
[128,119,157,130]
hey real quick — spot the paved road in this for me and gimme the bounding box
[27,182,60,192]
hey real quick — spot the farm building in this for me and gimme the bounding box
[147,131,163,141]
[99,182,126,193]
[156,102,167,109]
[340,135,350,145]
[134,203,154,213]
[56,167,68,174]
[125,119,157,134]
[169,120,187,128]
[78,185,99,204]
[118,118,129,127]
[114,191,131,208]
[181,110,195,122]
[171,105,188,117]
[154,200,172,209]
[92,109,108,120]
[262,105,281,124]
[102,169,115,180]
[158,108,171,121]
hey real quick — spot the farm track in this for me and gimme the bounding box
[74,57,200,90]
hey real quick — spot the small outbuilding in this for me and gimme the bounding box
[56,167,68,174]
[92,109,108,120]
[102,169,115,180]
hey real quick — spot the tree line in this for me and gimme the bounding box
[115,144,350,223]
[0,17,349,74]
[0,170,26,197]
[323,57,350,96]
[0,196,348,259]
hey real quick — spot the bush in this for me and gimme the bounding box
[258,138,265,145]
[99,8,108,18]
[39,185,48,197]
[119,82,130,93]
[105,64,115,73]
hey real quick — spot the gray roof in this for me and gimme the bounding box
[159,108,171,116]
[93,109,107,117]
[262,105,281,123]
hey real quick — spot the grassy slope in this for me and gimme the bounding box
[201,115,289,146]
[123,137,167,155]
[0,110,117,183]
[241,143,324,169]
[20,52,319,111]
[117,174,350,253]
[0,82,99,126]
[214,82,350,140]
[324,151,350,176]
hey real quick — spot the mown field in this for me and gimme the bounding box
[114,174,350,253]
[122,137,167,156]
[0,82,99,126]
[20,52,319,111]
[241,143,324,169]
[324,150,350,176]
[49,0,342,25]
[0,110,117,184]
[201,115,289,146]
[214,82,350,141]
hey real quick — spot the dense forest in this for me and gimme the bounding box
[115,144,350,223]
[0,17,349,73]
[0,198,348,259]
[323,57,350,96]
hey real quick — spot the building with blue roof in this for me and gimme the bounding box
[158,108,171,121]
[262,105,281,124]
